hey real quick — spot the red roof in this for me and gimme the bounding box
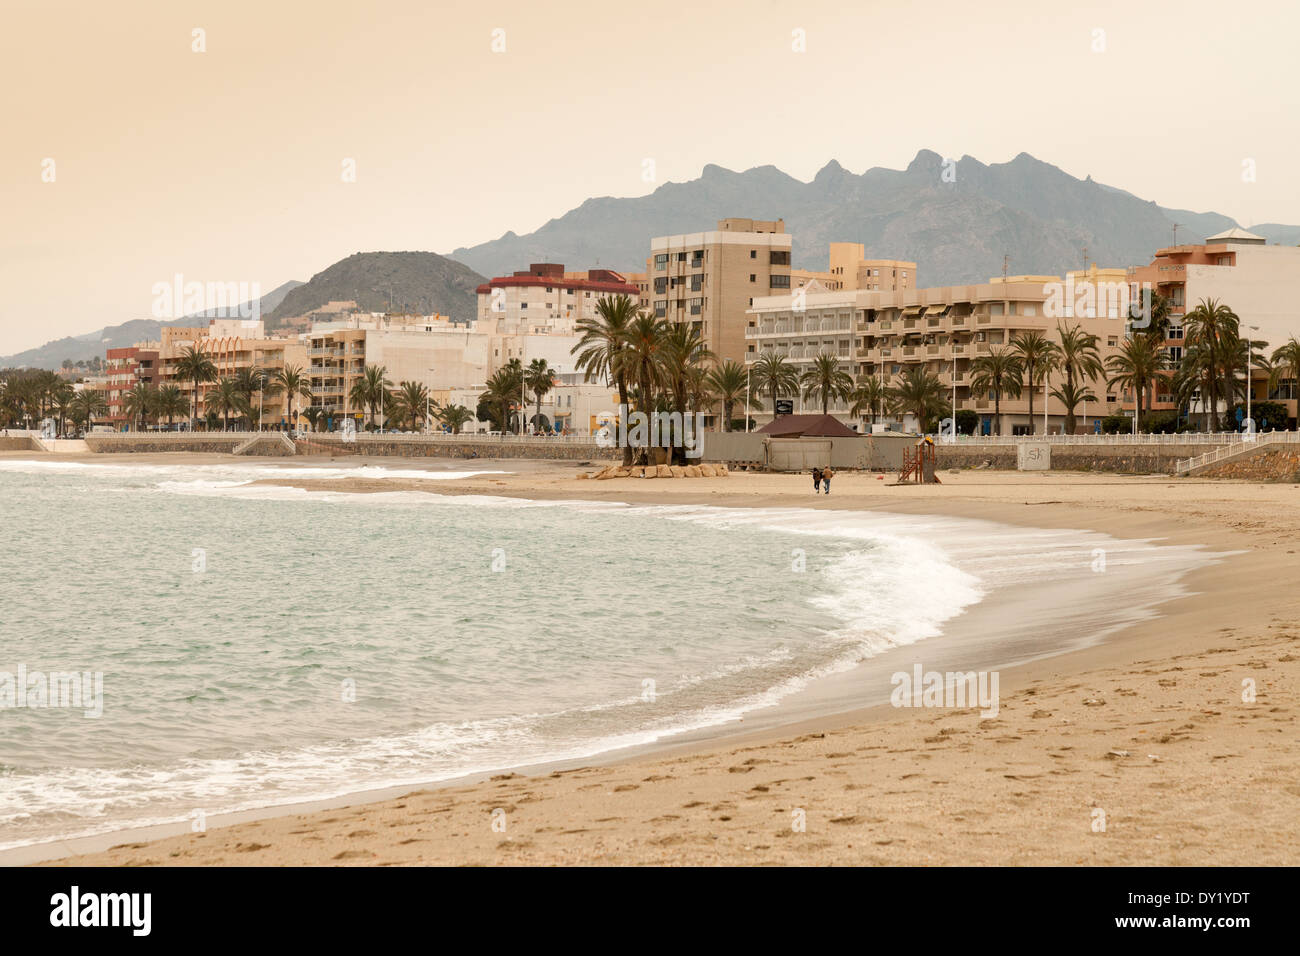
[475,277,638,296]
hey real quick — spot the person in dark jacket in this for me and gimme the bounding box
[811,467,822,493]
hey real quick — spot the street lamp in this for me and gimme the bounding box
[426,365,435,435]
[1247,325,1260,438]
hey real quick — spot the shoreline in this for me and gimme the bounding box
[5,452,1299,865]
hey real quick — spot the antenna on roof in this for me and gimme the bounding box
[1171,223,1180,246]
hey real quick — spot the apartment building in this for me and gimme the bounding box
[475,263,639,334]
[1129,228,1300,423]
[305,313,483,425]
[649,218,792,365]
[155,320,307,428]
[102,346,159,428]
[747,270,1132,434]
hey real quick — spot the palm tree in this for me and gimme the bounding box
[1106,335,1167,432]
[705,360,752,431]
[52,381,75,435]
[438,404,474,434]
[174,346,218,430]
[1269,337,1300,426]
[1055,322,1105,434]
[849,375,888,425]
[1183,298,1240,431]
[524,358,556,433]
[751,352,799,418]
[68,389,107,432]
[273,364,313,433]
[348,365,391,430]
[1131,287,1173,340]
[573,294,637,465]
[394,380,431,431]
[887,367,949,432]
[1011,330,1060,434]
[800,353,853,415]
[969,349,1024,436]
[155,384,186,430]
[122,382,155,432]
[210,377,248,431]
[479,365,522,434]
[302,406,326,433]
[622,313,670,462]
[1050,378,1098,432]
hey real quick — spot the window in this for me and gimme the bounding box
[1167,326,1183,339]
[1023,304,1036,316]
[770,251,790,266]
[1107,336,1118,347]
[655,254,667,271]
[1167,346,1183,362]
[750,250,757,259]
[520,302,528,309]
[770,275,790,289]
[654,300,666,317]
[654,278,667,294]
[676,252,686,262]
[750,274,756,283]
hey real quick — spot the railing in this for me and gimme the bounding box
[1174,431,1300,474]
[940,432,1300,446]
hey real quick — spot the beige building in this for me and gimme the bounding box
[155,319,307,428]
[649,217,792,365]
[305,314,485,424]
[747,270,1133,434]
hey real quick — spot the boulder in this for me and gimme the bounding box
[670,466,687,478]
[699,464,716,477]
[685,465,701,477]
[717,464,729,476]
[656,464,673,478]
[577,473,590,480]
[642,466,657,479]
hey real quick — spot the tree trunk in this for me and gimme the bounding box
[1026,364,1036,435]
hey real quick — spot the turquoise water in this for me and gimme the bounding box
[0,460,987,849]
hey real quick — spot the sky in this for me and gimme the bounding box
[3,0,1298,355]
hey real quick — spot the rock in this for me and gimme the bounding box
[656,464,673,478]
[670,466,687,478]
[685,465,701,477]
[716,464,729,476]
[595,469,615,480]
[614,468,632,478]
[699,464,716,477]
[642,466,657,479]
[577,473,590,479]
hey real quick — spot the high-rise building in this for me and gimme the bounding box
[649,218,792,365]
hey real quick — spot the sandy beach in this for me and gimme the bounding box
[7,451,1299,866]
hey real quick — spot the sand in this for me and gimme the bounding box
[7,450,1299,865]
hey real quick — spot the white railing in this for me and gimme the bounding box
[939,432,1300,447]
[1174,432,1294,474]
[311,432,602,444]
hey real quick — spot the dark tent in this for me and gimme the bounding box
[755,414,859,438]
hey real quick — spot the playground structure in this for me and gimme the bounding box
[897,437,942,484]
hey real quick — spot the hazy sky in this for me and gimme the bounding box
[4,0,1297,355]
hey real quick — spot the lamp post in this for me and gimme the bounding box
[1247,325,1259,438]
[426,365,435,435]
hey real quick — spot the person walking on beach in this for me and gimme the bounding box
[811,467,822,493]
[821,465,833,494]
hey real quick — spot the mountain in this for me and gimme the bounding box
[447,150,1300,284]
[1,281,304,370]
[268,251,483,326]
